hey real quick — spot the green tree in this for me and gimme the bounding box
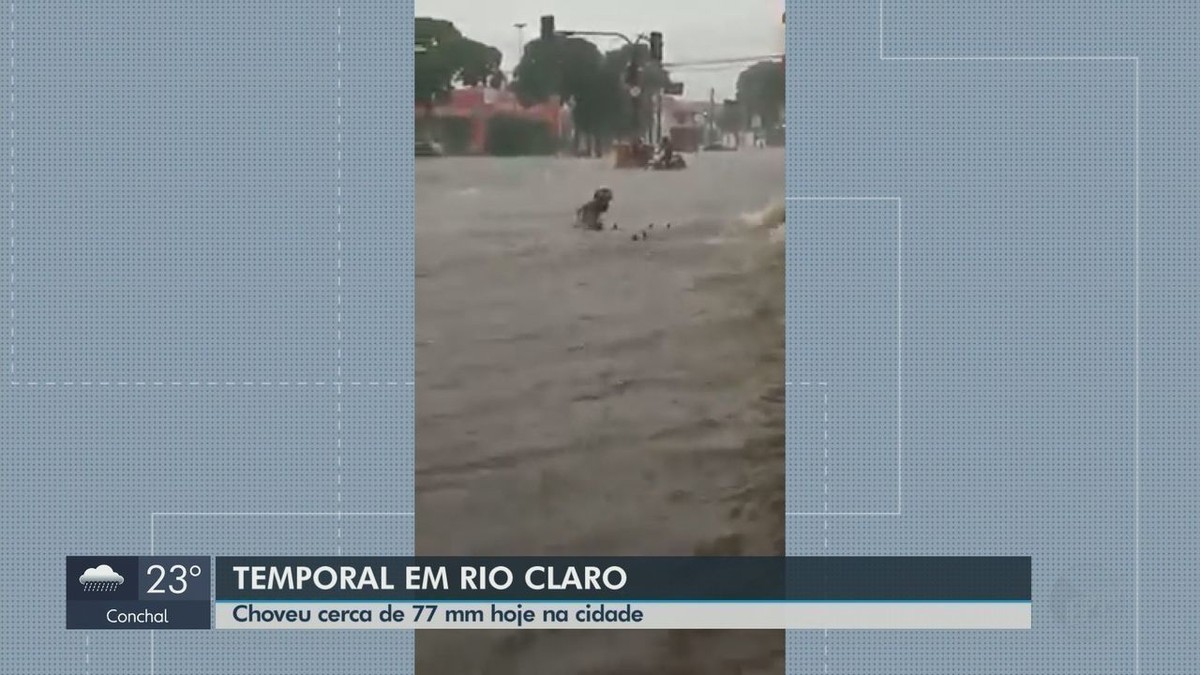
[735,60,785,129]
[717,100,744,133]
[512,36,602,105]
[513,36,678,153]
[712,99,745,147]
[601,43,677,140]
[512,36,609,153]
[415,17,503,110]
[486,115,557,156]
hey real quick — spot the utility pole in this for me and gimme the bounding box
[625,49,642,142]
[709,88,716,146]
[650,32,663,145]
[513,22,526,61]
[655,89,663,145]
[547,21,667,146]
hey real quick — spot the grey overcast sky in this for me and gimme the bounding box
[415,0,784,100]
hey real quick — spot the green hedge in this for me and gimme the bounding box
[485,115,557,156]
[435,117,473,155]
[417,116,473,155]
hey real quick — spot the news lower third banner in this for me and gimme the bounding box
[66,556,1031,630]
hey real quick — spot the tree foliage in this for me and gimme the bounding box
[512,36,678,146]
[415,17,503,108]
[735,60,785,129]
[601,43,675,137]
[716,100,744,134]
[511,36,601,107]
[486,115,557,156]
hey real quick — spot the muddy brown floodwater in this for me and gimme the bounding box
[416,149,785,674]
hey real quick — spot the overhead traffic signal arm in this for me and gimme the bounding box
[539,19,660,58]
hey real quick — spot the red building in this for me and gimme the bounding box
[417,87,565,154]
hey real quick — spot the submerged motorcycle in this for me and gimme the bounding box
[649,154,687,170]
[612,141,688,170]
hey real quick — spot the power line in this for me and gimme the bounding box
[668,63,766,74]
[662,54,783,69]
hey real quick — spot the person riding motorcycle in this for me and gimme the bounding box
[657,136,674,165]
[650,136,685,169]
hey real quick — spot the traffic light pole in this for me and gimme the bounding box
[560,31,648,143]
[656,91,664,145]
[555,31,660,143]
[541,17,665,146]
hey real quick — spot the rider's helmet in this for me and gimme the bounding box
[594,187,613,203]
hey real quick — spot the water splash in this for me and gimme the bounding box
[739,198,785,232]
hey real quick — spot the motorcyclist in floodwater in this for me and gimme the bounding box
[657,135,674,166]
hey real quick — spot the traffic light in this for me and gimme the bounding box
[649,31,663,61]
[540,15,555,41]
[625,49,641,86]
[625,59,640,87]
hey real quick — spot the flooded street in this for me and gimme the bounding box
[416,149,786,674]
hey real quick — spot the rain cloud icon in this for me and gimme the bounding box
[79,564,124,591]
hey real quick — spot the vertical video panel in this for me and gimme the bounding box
[414,2,786,672]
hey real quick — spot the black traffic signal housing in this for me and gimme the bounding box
[625,49,641,86]
[649,31,663,61]
[540,15,555,41]
[625,62,640,87]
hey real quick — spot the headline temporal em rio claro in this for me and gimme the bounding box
[232,565,628,592]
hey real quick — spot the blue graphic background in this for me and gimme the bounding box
[1,1,1197,673]
[787,1,1196,673]
[1,2,412,673]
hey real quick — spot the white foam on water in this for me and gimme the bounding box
[739,198,786,232]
